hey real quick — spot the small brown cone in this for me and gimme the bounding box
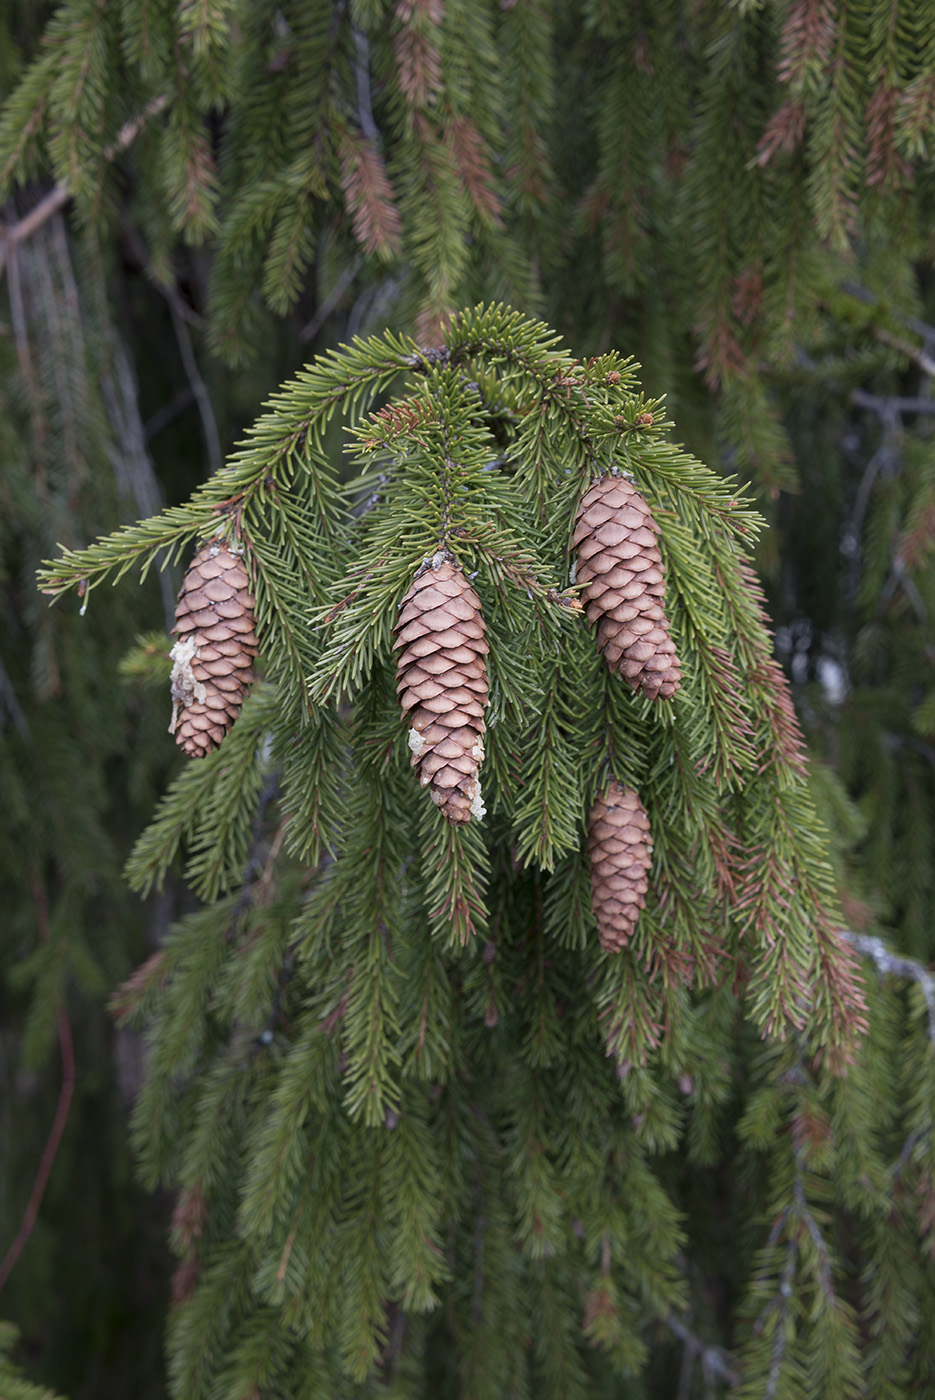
[169,541,258,757]
[393,554,489,825]
[588,782,653,952]
[572,474,681,700]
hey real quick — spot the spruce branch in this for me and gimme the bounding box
[339,128,403,261]
[453,520,583,622]
[738,1063,861,1398]
[37,334,416,602]
[17,284,901,1385]
[420,804,489,948]
[37,500,233,601]
[7,0,935,1381]
[436,307,760,543]
[240,523,317,700]
[0,93,170,280]
[108,950,169,1027]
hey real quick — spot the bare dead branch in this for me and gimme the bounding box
[667,1315,739,1387]
[792,1172,834,1299]
[167,296,223,477]
[353,28,380,146]
[841,280,935,350]
[763,1240,797,1400]
[99,332,178,627]
[841,929,935,1040]
[852,388,935,417]
[875,327,935,379]
[144,385,196,443]
[0,653,30,737]
[299,258,361,344]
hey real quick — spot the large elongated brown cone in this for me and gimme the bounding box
[573,475,681,700]
[393,555,489,825]
[169,541,258,757]
[588,782,653,952]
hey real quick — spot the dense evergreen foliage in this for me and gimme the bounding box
[4,2,935,1397]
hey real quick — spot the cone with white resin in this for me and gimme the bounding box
[169,540,258,757]
[393,554,489,824]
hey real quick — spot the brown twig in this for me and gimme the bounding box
[0,876,76,1297]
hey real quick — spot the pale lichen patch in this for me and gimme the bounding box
[470,779,486,822]
[408,727,426,757]
[168,637,206,734]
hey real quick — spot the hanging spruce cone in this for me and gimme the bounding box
[572,475,681,700]
[393,554,489,825]
[588,782,653,952]
[169,541,258,757]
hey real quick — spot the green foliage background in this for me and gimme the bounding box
[3,1,935,1397]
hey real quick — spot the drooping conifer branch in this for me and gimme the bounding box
[28,303,878,1394]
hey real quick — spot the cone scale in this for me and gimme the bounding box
[393,555,489,824]
[573,475,681,701]
[169,541,258,757]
